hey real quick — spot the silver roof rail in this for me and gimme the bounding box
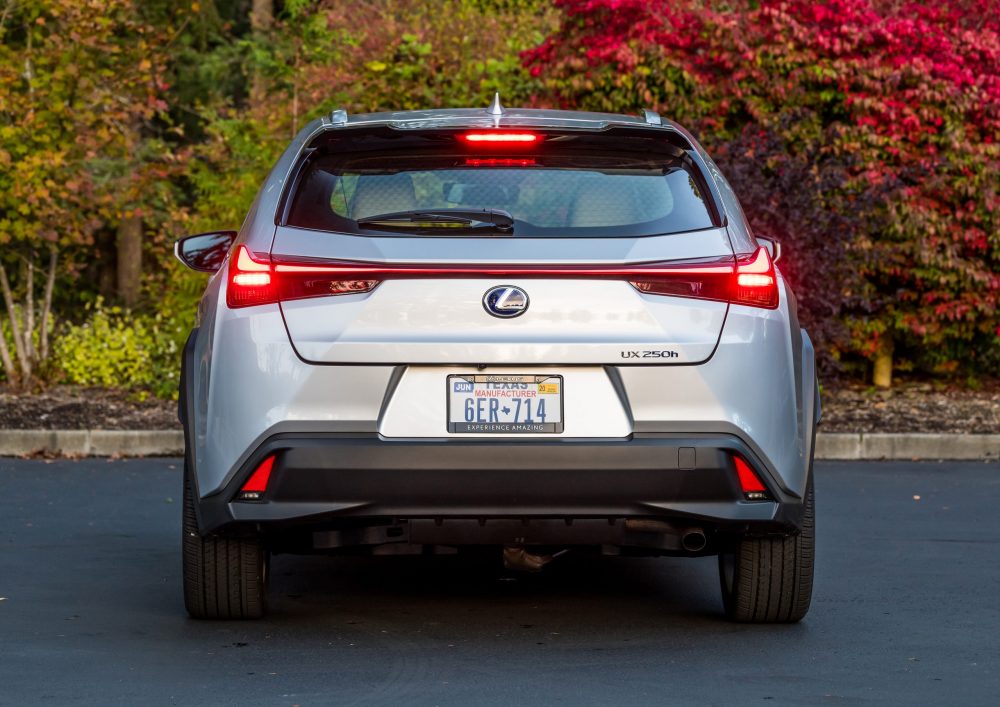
[330,108,348,126]
[640,109,662,126]
[487,92,505,116]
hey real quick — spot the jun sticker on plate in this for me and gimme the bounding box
[447,374,564,433]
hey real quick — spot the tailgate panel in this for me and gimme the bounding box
[274,227,732,366]
[280,278,726,365]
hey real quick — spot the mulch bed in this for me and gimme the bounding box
[0,387,179,431]
[818,381,999,434]
[0,382,997,434]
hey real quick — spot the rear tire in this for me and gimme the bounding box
[718,479,815,623]
[182,468,268,619]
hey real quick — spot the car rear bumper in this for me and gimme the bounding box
[186,295,817,503]
[194,433,808,544]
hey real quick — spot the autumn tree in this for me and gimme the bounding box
[184,0,556,233]
[526,0,1000,383]
[0,0,175,386]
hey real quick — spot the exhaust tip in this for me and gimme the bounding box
[681,528,707,553]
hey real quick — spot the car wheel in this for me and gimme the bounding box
[182,466,268,619]
[718,478,815,623]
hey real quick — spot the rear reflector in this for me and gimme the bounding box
[733,455,768,500]
[238,455,275,500]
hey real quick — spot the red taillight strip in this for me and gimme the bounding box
[271,256,739,306]
[273,258,734,279]
[235,245,269,273]
[228,246,778,310]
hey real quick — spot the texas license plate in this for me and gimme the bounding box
[447,374,564,433]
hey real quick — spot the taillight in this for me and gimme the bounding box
[274,263,379,301]
[226,245,777,310]
[628,246,778,309]
[627,259,734,301]
[731,247,778,309]
[733,454,769,501]
[227,245,379,309]
[227,246,276,308]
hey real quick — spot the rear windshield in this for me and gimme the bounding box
[285,129,715,238]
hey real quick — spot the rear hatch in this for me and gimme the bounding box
[271,229,732,365]
[257,125,741,366]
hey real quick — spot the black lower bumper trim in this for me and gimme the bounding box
[196,433,806,538]
[200,433,801,532]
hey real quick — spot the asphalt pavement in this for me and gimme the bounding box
[1,458,998,705]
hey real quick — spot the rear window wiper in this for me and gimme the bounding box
[356,208,514,234]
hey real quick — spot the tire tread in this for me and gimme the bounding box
[182,471,266,619]
[721,479,815,623]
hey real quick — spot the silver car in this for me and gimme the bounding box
[175,97,819,623]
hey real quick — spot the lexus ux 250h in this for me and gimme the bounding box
[175,96,819,622]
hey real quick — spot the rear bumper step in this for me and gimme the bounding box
[196,434,806,536]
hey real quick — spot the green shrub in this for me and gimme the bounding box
[53,298,188,399]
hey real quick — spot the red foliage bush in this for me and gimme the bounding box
[526,0,1000,377]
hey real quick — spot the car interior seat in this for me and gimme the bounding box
[350,174,418,220]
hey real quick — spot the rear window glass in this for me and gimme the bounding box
[285,131,715,238]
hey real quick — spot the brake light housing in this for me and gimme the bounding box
[731,247,778,309]
[627,246,778,309]
[227,245,380,309]
[227,246,276,308]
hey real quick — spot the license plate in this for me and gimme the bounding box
[447,374,564,433]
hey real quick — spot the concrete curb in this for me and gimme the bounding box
[814,433,998,461]
[0,429,996,460]
[0,429,184,457]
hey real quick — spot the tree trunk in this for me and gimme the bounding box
[98,228,117,299]
[23,254,34,362]
[251,0,274,30]
[116,213,143,308]
[249,0,274,110]
[0,316,16,386]
[0,262,31,381]
[39,247,57,362]
[873,333,893,389]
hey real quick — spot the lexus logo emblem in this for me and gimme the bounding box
[483,285,529,318]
